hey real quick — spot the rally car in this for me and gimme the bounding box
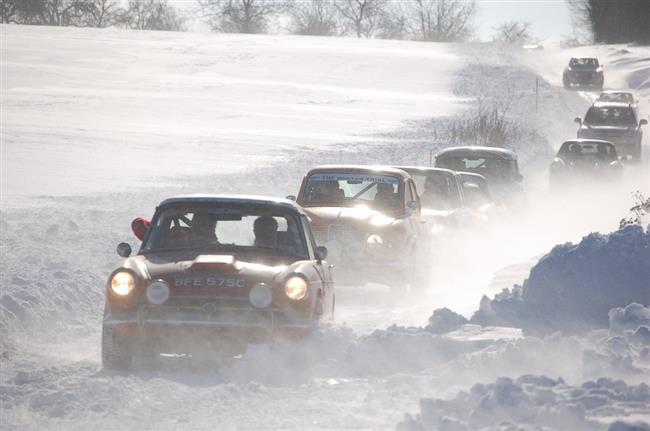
[575,102,647,161]
[549,139,623,189]
[563,57,604,89]
[293,165,428,290]
[102,195,334,369]
[395,166,494,229]
[434,146,525,207]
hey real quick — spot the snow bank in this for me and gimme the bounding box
[398,376,650,431]
[470,225,650,335]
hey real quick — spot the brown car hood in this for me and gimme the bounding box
[304,206,398,230]
[127,252,289,283]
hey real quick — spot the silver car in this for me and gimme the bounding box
[575,102,647,161]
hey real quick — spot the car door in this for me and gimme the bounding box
[301,215,334,316]
[405,179,427,240]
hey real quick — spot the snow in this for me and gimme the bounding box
[2,24,650,430]
[1,25,463,204]
[468,225,650,335]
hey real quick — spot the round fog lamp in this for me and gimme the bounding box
[146,280,170,305]
[284,276,308,301]
[249,285,273,309]
[366,234,384,245]
[111,271,135,296]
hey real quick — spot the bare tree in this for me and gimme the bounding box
[492,20,532,44]
[567,0,650,45]
[333,0,387,38]
[199,0,285,34]
[406,0,476,42]
[122,0,185,31]
[79,0,123,27]
[10,0,86,26]
[1,0,19,23]
[288,0,339,36]
[375,2,407,40]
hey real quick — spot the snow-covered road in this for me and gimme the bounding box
[2,26,649,430]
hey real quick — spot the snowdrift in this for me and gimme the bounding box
[397,375,650,431]
[426,225,650,336]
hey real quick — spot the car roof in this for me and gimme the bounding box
[435,146,518,160]
[394,166,457,176]
[456,171,488,181]
[561,139,615,147]
[305,165,410,179]
[591,101,634,109]
[158,194,305,214]
[599,91,632,95]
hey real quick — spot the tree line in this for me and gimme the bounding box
[567,0,650,45]
[1,0,479,43]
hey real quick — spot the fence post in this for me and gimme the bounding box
[535,77,539,113]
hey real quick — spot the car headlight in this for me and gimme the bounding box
[366,233,384,245]
[146,280,170,305]
[111,271,135,296]
[284,276,308,300]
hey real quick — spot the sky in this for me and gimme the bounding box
[475,0,573,42]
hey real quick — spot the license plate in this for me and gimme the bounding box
[173,277,246,288]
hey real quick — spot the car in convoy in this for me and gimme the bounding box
[575,102,647,161]
[596,91,636,106]
[294,165,427,290]
[395,166,494,229]
[434,146,525,206]
[563,57,604,89]
[102,195,334,369]
[549,139,623,189]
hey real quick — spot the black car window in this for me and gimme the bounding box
[569,58,599,68]
[302,172,402,210]
[142,205,308,258]
[559,142,617,161]
[584,107,637,126]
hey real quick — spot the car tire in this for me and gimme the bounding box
[101,325,133,370]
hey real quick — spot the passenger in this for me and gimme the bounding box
[374,182,396,207]
[597,144,611,160]
[568,143,582,159]
[131,217,150,241]
[191,212,219,246]
[254,216,279,248]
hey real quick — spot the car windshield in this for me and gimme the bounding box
[559,142,617,161]
[436,156,518,183]
[408,172,461,210]
[569,58,599,68]
[141,204,309,259]
[301,172,402,209]
[584,106,637,126]
[598,93,633,103]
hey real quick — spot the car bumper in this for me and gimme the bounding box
[104,305,314,339]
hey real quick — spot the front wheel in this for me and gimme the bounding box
[101,325,133,370]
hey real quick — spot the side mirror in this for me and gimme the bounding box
[315,246,328,262]
[117,242,132,258]
[640,119,648,126]
[285,195,296,201]
[406,200,418,212]
[574,117,582,125]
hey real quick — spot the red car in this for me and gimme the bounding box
[102,195,334,369]
[293,165,428,290]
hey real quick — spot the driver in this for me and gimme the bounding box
[374,182,395,207]
[191,212,219,246]
[568,143,582,159]
[421,175,450,207]
[315,180,344,203]
[254,216,278,248]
